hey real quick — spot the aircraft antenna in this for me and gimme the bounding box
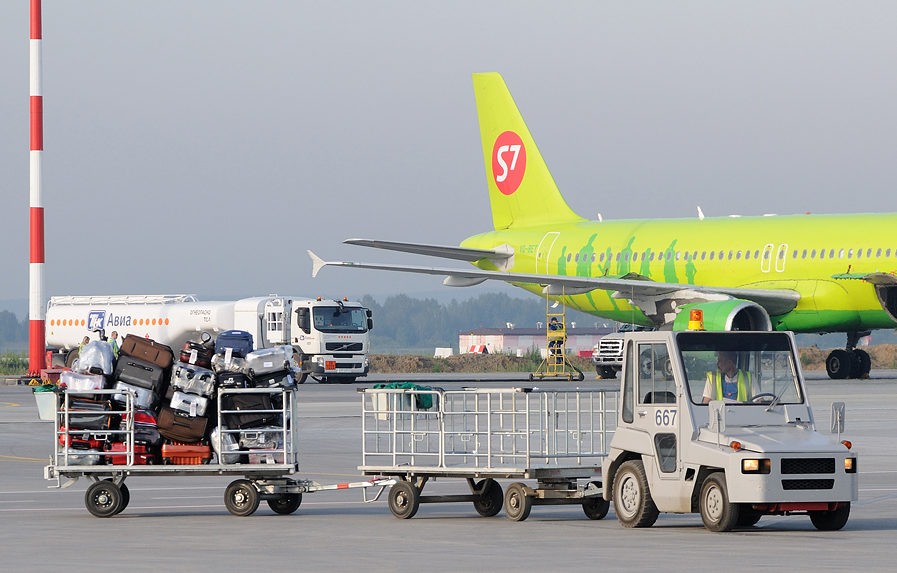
[697,206,705,220]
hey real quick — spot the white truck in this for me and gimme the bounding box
[604,327,857,531]
[591,323,650,379]
[45,294,373,384]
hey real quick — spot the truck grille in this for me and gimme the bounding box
[326,342,363,352]
[782,479,834,490]
[598,339,624,357]
[781,458,835,474]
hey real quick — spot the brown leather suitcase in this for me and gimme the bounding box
[157,406,208,442]
[119,334,174,369]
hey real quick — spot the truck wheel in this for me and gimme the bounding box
[388,481,420,519]
[613,460,658,527]
[582,481,609,520]
[699,472,739,532]
[809,502,850,531]
[472,479,503,517]
[504,482,532,522]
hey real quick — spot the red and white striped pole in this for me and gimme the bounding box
[29,0,46,375]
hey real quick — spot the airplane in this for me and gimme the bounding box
[309,72,897,380]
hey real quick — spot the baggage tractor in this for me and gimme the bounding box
[105,442,156,465]
[60,371,107,399]
[180,341,214,369]
[217,371,249,388]
[215,330,253,359]
[119,334,174,369]
[211,353,247,374]
[244,346,293,377]
[157,406,209,443]
[161,441,212,465]
[210,426,244,464]
[111,380,160,411]
[113,356,167,392]
[220,392,279,429]
[74,341,115,376]
[171,362,216,397]
[170,391,211,417]
[62,398,115,431]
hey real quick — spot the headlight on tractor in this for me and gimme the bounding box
[741,459,771,474]
[845,458,857,473]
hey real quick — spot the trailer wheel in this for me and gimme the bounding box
[809,502,850,531]
[85,480,123,518]
[699,472,739,532]
[504,482,532,522]
[472,479,503,517]
[103,479,130,515]
[225,479,260,517]
[267,493,302,515]
[582,481,609,520]
[613,460,658,528]
[388,481,420,519]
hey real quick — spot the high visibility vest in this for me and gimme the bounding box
[108,339,119,358]
[708,370,751,402]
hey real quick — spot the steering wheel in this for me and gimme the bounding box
[750,392,777,404]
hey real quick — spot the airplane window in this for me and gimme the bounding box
[888,249,893,257]
[829,249,835,258]
[763,250,770,260]
[856,249,862,259]
[754,250,760,258]
[575,254,579,262]
[736,251,741,260]
[567,253,572,262]
[867,248,873,258]
[650,252,656,261]
[658,252,664,261]
[838,249,845,259]
[599,253,604,262]
[701,251,706,260]
[709,251,715,260]
[727,251,733,260]
[616,253,621,262]
[719,250,724,260]
[819,250,825,259]
[692,251,698,260]
[676,251,681,261]
[810,249,816,258]
[847,249,854,259]
[591,253,596,262]
[778,249,785,259]
[792,249,798,258]
[682,252,689,261]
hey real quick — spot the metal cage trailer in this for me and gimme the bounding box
[359,386,618,521]
[44,388,394,517]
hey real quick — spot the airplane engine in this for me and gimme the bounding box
[673,300,772,332]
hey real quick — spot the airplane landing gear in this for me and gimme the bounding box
[825,331,871,380]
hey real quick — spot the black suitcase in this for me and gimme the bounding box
[221,393,279,429]
[62,398,115,430]
[250,370,294,389]
[218,372,249,388]
[113,356,167,392]
[215,330,254,358]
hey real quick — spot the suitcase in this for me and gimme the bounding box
[210,426,244,464]
[248,449,285,465]
[58,427,108,450]
[120,410,161,446]
[113,356,167,392]
[111,380,160,411]
[157,406,209,442]
[239,426,284,449]
[243,346,293,377]
[62,398,115,430]
[171,362,216,397]
[220,392,279,429]
[105,442,156,465]
[74,340,115,376]
[215,330,254,359]
[250,370,294,389]
[60,371,107,399]
[210,353,247,374]
[161,441,212,465]
[170,391,211,417]
[179,341,215,369]
[217,371,249,388]
[61,449,103,466]
[119,334,174,369]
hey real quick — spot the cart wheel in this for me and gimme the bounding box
[388,481,420,519]
[582,481,609,520]
[504,482,532,522]
[472,479,503,517]
[85,480,123,518]
[104,479,130,515]
[267,493,302,515]
[225,479,260,517]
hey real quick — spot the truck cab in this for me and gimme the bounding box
[602,329,858,531]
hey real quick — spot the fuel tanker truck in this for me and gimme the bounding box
[45,294,372,384]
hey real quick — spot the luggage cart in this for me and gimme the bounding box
[44,387,394,517]
[359,386,617,521]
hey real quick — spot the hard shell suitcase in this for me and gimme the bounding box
[60,371,107,399]
[105,442,156,465]
[171,362,216,397]
[161,441,212,465]
[243,346,293,377]
[170,390,210,417]
[58,427,108,450]
[113,356,167,392]
[157,406,208,442]
[239,426,285,449]
[111,380,160,411]
[179,341,215,369]
[210,426,244,464]
[61,450,103,466]
[215,330,253,359]
[220,392,278,429]
[119,334,174,369]
[62,398,115,430]
[210,353,247,374]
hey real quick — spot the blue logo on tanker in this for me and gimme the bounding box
[87,311,105,331]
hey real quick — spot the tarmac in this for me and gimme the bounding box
[1,371,895,572]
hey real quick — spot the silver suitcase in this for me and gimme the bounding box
[112,380,159,410]
[211,426,242,464]
[171,362,216,397]
[170,391,210,417]
[243,346,293,377]
[60,371,107,399]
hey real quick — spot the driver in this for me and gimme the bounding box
[702,351,753,403]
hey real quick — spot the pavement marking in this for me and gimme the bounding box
[0,402,21,408]
[0,454,47,463]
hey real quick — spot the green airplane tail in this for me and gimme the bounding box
[473,72,585,230]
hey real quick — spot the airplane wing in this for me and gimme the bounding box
[307,251,800,322]
[343,238,514,270]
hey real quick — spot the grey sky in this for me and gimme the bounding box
[2,1,896,306]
